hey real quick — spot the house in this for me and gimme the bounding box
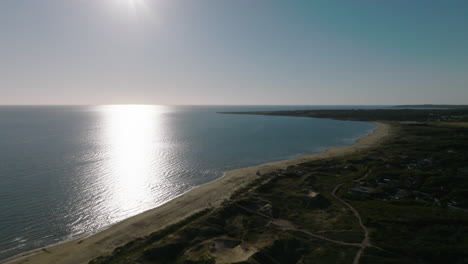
[348,186,378,196]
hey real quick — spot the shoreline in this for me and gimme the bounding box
[3,122,391,264]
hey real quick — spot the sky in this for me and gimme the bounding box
[1,0,467,105]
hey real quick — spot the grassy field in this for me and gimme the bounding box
[89,110,468,264]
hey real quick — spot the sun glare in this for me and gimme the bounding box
[100,105,166,216]
[118,0,149,13]
[112,0,162,23]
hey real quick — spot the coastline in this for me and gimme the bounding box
[3,122,391,264]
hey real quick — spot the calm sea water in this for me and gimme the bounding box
[0,105,381,260]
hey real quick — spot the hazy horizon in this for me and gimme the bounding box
[0,103,463,107]
[1,0,467,105]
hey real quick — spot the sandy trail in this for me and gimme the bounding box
[332,177,370,264]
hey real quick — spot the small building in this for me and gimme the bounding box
[394,189,411,199]
[376,178,392,186]
[348,186,378,196]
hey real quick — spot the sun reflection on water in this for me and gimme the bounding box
[100,105,164,217]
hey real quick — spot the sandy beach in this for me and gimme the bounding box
[3,122,391,264]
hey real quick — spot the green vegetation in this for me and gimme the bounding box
[395,105,468,109]
[89,110,468,264]
[219,109,468,122]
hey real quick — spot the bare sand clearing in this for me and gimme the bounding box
[211,239,256,264]
[4,122,391,264]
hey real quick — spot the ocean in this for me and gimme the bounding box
[0,105,381,260]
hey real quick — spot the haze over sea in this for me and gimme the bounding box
[0,105,380,260]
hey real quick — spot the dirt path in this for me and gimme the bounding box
[332,172,371,264]
[234,169,374,264]
[281,227,362,247]
[233,167,376,264]
[354,168,372,183]
[235,203,362,248]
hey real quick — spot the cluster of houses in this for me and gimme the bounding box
[345,156,468,210]
[346,160,468,211]
[347,180,441,204]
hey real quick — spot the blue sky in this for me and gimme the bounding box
[1,0,467,105]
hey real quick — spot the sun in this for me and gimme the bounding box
[112,0,159,22]
[126,0,142,8]
[117,0,148,12]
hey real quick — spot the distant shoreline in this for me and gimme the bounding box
[3,122,391,264]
